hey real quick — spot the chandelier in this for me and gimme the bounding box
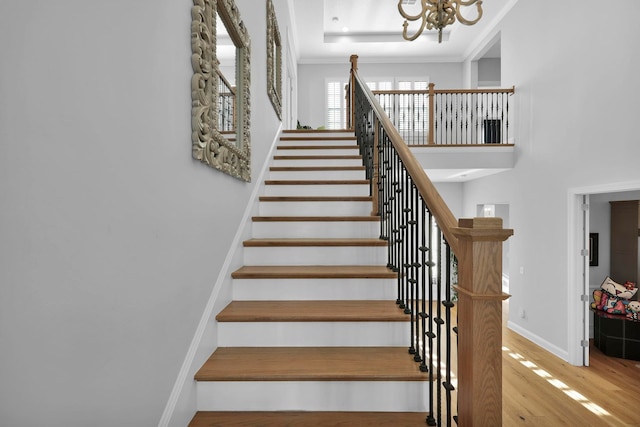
[398,0,483,43]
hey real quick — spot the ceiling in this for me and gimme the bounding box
[290,0,515,64]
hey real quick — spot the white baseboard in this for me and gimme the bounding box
[158,124,283,427]
[507,321,569,362]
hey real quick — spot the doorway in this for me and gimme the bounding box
[569,183,640,366]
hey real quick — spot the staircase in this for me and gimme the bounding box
[188,130,430,426]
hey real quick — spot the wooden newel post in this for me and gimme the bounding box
[451,218,513,427]
[349,54,358,130]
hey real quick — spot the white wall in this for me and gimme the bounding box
[478,57,501,87]
[461,0,640,362]
[0,0,280,425]
[297,61,463,129]
[434,182,464,219]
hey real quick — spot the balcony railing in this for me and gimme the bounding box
[349,54,513,426]
[354,83,514,146]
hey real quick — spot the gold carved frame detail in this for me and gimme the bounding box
[266,0,282,120]
[191,0,252,182]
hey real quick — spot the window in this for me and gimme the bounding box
[326,80,346,129]
[366,81,393,91]
[325,78,429,132]
[397,81,429,138]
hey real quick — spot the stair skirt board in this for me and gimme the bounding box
[196,381,429,412]
[232,278,396,301]
[217,321,409,347]
[251,221,379,239]
[243,245,386,266]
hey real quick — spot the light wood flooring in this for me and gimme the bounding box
[502,302,640,426]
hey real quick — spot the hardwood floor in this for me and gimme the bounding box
[502,303,640,426]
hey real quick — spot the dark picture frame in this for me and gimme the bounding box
[589,232,599,266]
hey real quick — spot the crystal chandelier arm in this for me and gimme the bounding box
[453,0,483,26]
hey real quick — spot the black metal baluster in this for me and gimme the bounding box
[377,126,385,235]
[442,242,455,427]
[401,164,410,314]
[406,179,416,354]
[416,197,429,372]
[435,228,444,427]
[425,210,436,426]
[411,183,421,362]
[391,150,404,308]
[384,136,393,267]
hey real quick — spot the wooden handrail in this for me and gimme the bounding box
[372,87,515,95]
[433,86,515,95]
[216,69,236,95]
[352,70,459,254]
[372,89,429,95]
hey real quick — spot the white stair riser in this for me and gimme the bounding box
[264,184,369,197]
[276,148,359,156]
[252,221,379,239]
[259,201,372,216]
[217,322,409,347]
[268,170,366,180]
[272,158,363,167]
[279,135,355,144]
[243,245,386,266]
[197,381,428,412]
[232,278,396,301]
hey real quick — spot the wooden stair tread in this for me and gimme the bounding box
[264,179,369,185]
[259,196,372,202]
[243,238,386,247]
[194,347,427,381]
[252,215,380,222]
[189,411,429,426]
[216,300,408,322]
[231,265,396,279]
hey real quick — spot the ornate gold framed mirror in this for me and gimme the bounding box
[191,0,251,182]
[266,0,282,120]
